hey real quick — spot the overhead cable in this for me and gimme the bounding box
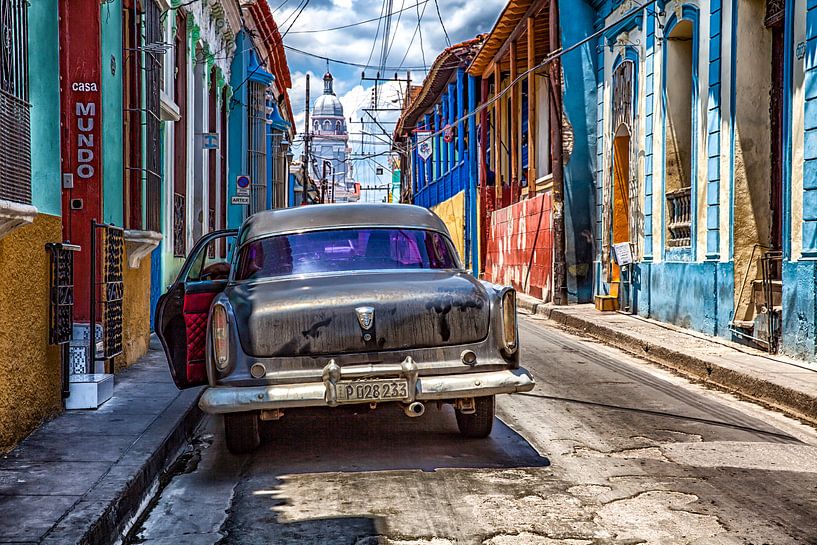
[400,0,658,152]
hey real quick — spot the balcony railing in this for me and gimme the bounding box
[413,160,467,208]
[666,187,692,247]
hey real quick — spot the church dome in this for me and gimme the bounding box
[312,71,344,118]
[313,94,344,117]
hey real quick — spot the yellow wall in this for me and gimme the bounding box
[733,0,773,320]
[0,215,63,452]
[114,255,152,372]
[432,191,466,261]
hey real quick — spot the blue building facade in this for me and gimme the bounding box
[394,39,482,271]
[579,0,817,358]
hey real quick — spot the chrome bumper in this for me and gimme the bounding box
[198,357,535,414]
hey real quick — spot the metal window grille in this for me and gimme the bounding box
[102,227,124,359]
[46,242,79,399]
[173,193,186,257]
[247,81,267,215]
[0,0,31,205]
[47,244,79,346]
[145,0,163,232]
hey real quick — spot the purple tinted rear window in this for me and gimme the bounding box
[235,228,459,280]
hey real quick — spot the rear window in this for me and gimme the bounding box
[234,228,459,281]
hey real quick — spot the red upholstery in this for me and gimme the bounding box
[183,291,219,382]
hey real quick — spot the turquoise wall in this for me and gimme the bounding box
[100,0,124,226]
[560,0,596,303]
[27,0,62,217]
[227,31,249,229]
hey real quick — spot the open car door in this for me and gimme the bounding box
[156,229,237,389]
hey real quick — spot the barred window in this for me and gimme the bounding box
[247,81,267,215]
[144,0,162,232]
[0,0,31,205]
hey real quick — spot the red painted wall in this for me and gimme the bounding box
[484,192,553,302]
[59,0,103,320]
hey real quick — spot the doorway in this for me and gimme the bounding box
[611,126,632,289]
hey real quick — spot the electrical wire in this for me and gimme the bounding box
[288,0,429,34]
[231,0,311,100]
[385,0,407,64]
[416,0,428,72]
[272,0,290,13]
[432,0,451,47]
[379,0,395,72]
[397,0,429,71]
[399,0,658,154]
[365,0,387,72]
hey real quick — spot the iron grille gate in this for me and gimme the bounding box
[46,243,79,400]
[89,221,124,373]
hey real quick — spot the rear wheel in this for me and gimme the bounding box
[224,412,260,454]
[455,396,495,438]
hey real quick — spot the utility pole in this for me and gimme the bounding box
[321,160,329,204]
[549,0,568,305]
[302,74,311,205]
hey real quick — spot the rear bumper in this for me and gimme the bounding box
[198,360,534,414]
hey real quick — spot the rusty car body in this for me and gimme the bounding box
[156,204,534,453]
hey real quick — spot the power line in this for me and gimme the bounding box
[283,44,457,71]
[432,0,450,47]
[385,0,407,64]
[288,0,429,34]
[379,0,395,72]
[399,0,657,154]
[397,0,429,71]
[365,0,387,72]
[231,0,311,100]
[416,0,428,72]
[272,0,290,13]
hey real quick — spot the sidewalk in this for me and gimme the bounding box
[519,296,817,426]
[0,336,202,545]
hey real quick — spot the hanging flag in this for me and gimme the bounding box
[417,131,433,160]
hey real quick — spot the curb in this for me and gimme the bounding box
[518,295,817,427]
[40,388,204,545]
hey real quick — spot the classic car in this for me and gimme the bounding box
[156,204,534,453]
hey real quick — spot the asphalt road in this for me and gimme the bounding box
[127,315,817,545]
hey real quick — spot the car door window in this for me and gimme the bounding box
[184,235,236,283]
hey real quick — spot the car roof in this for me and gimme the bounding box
[237,203,452,246]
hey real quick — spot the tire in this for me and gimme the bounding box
[224,412,261,454]
[455,396,495,438]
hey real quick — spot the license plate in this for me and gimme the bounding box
[337,379,409,402]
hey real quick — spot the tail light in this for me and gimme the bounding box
[212,305,229,371]
[501,290,518,354]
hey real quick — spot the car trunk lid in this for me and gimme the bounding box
[228,271,489,358]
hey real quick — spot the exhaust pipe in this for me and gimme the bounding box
[403,401,425,418]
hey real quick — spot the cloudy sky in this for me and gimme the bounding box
[273,0,506,201]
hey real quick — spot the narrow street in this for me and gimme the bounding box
[128,315,817,545]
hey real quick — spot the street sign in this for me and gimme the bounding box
[202,133,219,149]
[231,195,250,205]
[236,175,251,196]
[612,242,633,265]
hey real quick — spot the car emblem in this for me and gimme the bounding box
[355,306,374,330]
